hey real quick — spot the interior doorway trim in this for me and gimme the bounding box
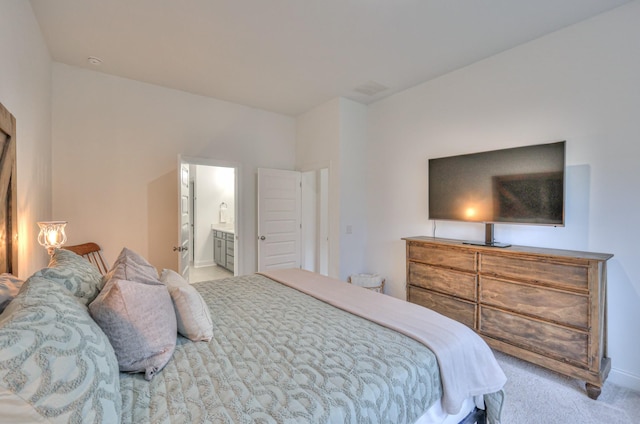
[179,155,242,276]
[297,160,332,277]
[298,160,331,174]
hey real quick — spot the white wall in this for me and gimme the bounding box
[338,99,368,281]
[296,97,368,280]
[52,64,295,273]
[0,2,52,278]
[296,99,341,278]
[364,2,640,390]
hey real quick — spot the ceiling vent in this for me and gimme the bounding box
[353,81,388,96]
[87,56,103,66]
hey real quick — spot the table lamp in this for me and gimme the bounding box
[37,221,68,255]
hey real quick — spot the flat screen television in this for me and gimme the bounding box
[428,141,565,247]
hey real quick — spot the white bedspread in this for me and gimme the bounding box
[260,269,506,415]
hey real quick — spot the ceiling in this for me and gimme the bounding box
[29,0,631,116]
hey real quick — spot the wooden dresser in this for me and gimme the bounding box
[403,236,613,399]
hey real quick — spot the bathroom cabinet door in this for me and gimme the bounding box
[214,233,226,266]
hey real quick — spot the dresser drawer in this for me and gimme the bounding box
[479,306,588,367]
[408,286,476,328]
[480,277,588,329]
[408,262,477,301]
[480,254,588,290]
[408,243,476,271]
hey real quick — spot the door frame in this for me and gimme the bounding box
[300,167,330,275]
[179,155,242,276]
[298,161,331,276]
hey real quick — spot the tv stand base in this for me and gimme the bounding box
[463,240,511,248]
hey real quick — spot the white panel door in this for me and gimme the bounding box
[257,168,301,271]
[178,162,190,280]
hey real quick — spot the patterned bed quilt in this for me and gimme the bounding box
[120,274,446,423]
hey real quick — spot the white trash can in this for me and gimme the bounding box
[348,273,385,293]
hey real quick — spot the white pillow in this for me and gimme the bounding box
[160,269,213,342]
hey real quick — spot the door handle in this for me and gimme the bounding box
[259,236,266,241]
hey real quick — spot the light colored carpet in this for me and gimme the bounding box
[495,351,640,423]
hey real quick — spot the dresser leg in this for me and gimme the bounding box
[585,383,601,400]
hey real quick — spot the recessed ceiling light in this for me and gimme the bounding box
[87,56,103,66]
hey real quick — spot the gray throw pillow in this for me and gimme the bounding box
[35,248,104,305]
[89,277,177,381]
[105,247,160,285]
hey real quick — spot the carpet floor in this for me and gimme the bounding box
[495,351,640,423]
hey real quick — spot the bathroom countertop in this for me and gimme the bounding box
[211,224,235,235]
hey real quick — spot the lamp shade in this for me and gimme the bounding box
[37,221,68,253]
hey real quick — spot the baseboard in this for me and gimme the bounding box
[608,367,640,392]
[193,260,214,268]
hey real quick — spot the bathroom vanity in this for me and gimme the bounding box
[213,228,234,272]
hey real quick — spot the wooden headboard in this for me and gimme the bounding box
[0,102,18,274]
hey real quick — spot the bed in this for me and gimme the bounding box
[0,251,505,424]
[124,269,506,423]
[0,101,505,422]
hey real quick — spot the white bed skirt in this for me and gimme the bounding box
[415,397,476,424]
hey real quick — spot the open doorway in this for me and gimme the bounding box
[301,168,329,275]
[179,156,240,283]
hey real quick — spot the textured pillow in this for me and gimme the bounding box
[89,277,177,380]
[0,275,121,423]
[160,268,214,341]
[35,248,104,305]
[105,247,160,285]
[0,273,23,314]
